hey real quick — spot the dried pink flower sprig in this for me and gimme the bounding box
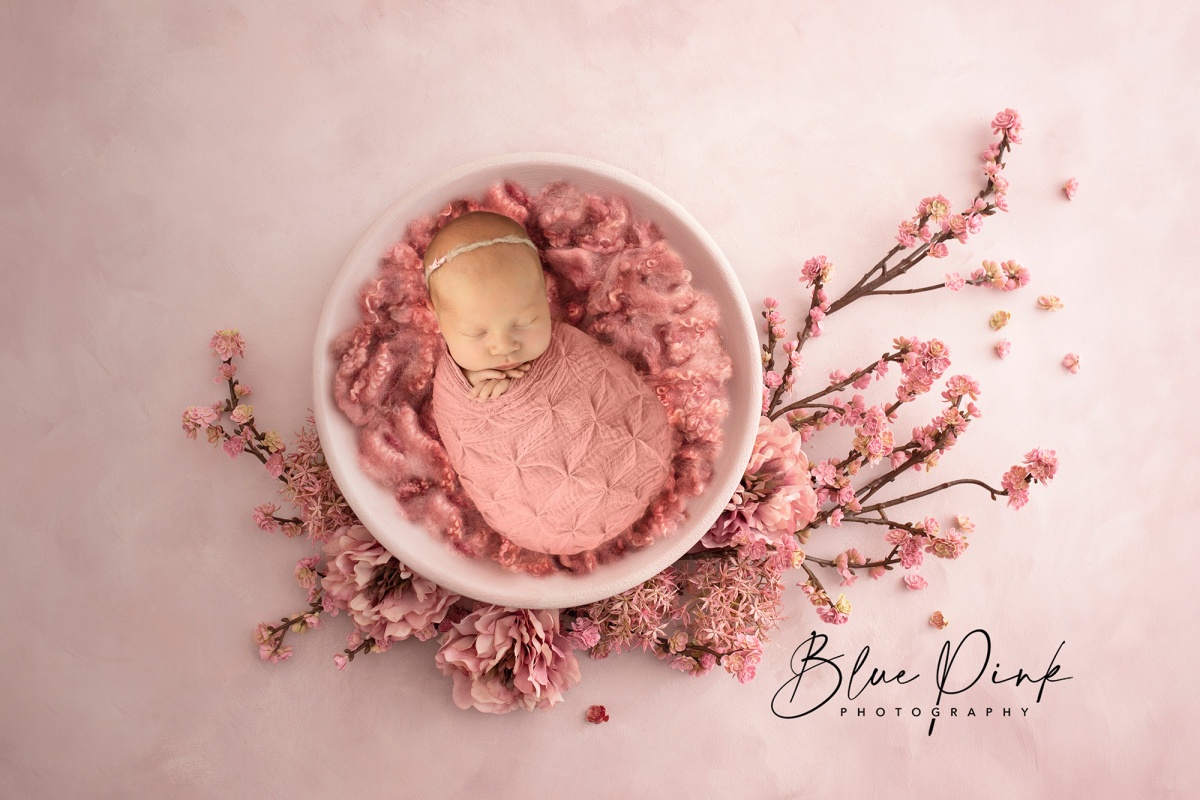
[735,108,1058,627]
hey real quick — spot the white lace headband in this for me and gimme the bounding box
[424,235,539,281]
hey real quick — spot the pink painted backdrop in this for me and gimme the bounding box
[3,1,1196,796]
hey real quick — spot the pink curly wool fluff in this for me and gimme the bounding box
[329,181,732,576]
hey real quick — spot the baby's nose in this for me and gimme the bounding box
[489,331,518,354]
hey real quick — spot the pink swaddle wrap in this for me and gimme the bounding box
[430,318,675,556]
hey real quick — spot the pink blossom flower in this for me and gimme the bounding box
[817,606,849,625]
[991,108,1024,144]
[260,643,293,663]
[1037,295,1063,311]
[1002,464,1032,510]
[771,324,786,338]
[955,515,975,532]
[929,611,949,629]
[926,528,970,560]
[995,339,1011,359]
[260,431,284,453]
[1062,352,1080,374]
[918,195,953,223]
[904,574,928,591]
[896,220,918,248]
[265,452,285,479]
[586,705,610,724]
[210,329,246,360]
[763,297,780,310]
[252,503,280,532]
[295,554,320,589]
[704,415,819,551]
[435,606,582,713]
[253,622,273,645]
[929,242,949,258]
[1063,177,1078,200]
[223,436,245,459]
[333,653,349,670]
[216,363,237,382]
[994,193,1009,212]
[566,616,601,650]
[764,370,782,389]
[869,565,887,580]
[944,273,965,291]
[801,255,832,286]
[230,404,253,425]
[1023,447,1059,483]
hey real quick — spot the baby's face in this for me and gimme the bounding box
[428,252,552,374]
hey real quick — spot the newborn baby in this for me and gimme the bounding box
[425,211,675,556]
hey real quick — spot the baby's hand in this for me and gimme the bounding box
[470,377,512,402]
[463,362,532,388]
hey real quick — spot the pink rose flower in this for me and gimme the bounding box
[586,704,610,724]
[435,606,582,713]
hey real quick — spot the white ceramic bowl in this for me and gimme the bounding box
[312,153,761,609]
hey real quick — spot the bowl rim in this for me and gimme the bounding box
[311,151,761,608]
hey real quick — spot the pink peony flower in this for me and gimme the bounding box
[321,524,459,646]
[1063,177,1078,200]
[1062,352,1080,374]
[586,704,610,724]
[703,415,819,552]
[435,606,582,714]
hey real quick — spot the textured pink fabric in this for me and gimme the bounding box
[430,318,674,556]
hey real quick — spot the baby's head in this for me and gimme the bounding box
[423,211,552,373]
